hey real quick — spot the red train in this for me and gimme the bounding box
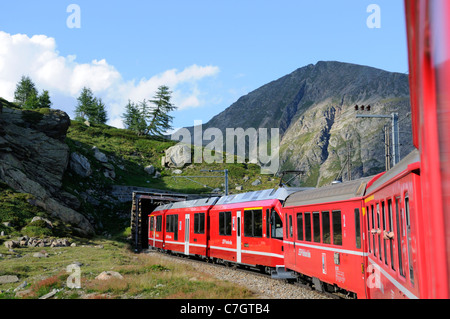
[149,188,308,273]
[282,150,421,298]
[147,0,450,299]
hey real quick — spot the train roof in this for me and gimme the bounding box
[151,187,311,213]
[283,176,374,207]
[152,196,220,212]
[214,187,311,206]
[365,149,420,194]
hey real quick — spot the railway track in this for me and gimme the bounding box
[142,249,340,299]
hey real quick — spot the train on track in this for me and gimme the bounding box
[146,0,450,299]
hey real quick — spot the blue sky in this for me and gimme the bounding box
[0,0,408,130]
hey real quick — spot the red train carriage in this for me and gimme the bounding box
[364,150,422,299]
[208,188,307,273]
[405,0,450,298]
[158,197,219,257]
[282,176,377,299]
[148,204,170,251]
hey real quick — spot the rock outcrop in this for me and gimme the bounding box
[0,107,95,236]
[162,144,191,168]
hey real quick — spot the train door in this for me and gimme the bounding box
[150,215,156,247]
[185,214,190,255]
[237,210,242,263]
[284,209,296,268]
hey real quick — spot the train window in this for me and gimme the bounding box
[313,212,321,243]
[304,212,312,242]
[382,201,388,265]
[219,211,232,236]
[285,214,289,238]
[371,205,376,257]
[388,199,395,271]
[266,209,270,238]
[174,215,178,240]
[366,207,371,253]
[194,213,205,234]
[377,204,382,261]
[354,209,361,249]
[166,215,178,240]
[297,213,304,241]
[244,209,263,238]
[271,209,283,240]
[405,194,414,285]
[332,211,342,246]
[322,211,331,244]
[289,215,293,238]
[150,217,154,232]
[166,215,170,232]
[395,197,405,277]
[156,216,162,232]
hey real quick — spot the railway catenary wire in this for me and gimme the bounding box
[143,248,341,299]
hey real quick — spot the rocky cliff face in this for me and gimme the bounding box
[182,61,414,186]
[0,107,94,236]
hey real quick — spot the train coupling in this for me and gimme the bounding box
[271,265,296,280]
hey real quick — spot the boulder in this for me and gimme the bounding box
[95,271,123,281]
[31,216,53,228]
[153,171,161,179]
[144,165,155,175]
[0,275,19,284]
[69,152,92,177]
[4,240,19,249]
[92,146,108,163]
[162,144,191,168]
[251,179,262,186]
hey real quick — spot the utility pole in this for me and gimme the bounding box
[384,125,391,170]
[355,110,400,166]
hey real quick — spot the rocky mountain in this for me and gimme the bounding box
[182,61,414,186]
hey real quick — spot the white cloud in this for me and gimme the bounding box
[0,31,220,127]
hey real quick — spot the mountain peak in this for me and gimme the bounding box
[180,61,413,186]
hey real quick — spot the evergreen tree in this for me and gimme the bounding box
[75,87,108,124]
[122,100,147,135]
[38,90,52,108]
[146,85,177,136]
[14,75,38,108]
[92,98,108,124]
[75,87,96,121]
[121,85,176,136]
[22,90,40,110]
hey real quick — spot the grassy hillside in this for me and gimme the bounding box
[65,120,279,195]
[0,238,254,299]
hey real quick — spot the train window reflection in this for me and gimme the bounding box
[271,209,283,240]
[322,211,331,244]
[313,212,321,243]
[355,209,361,249]
[219,211,232,236]
[244,209,263,238]
[332,211,342,246]
[297,213,304,241]
[304,212,312,242]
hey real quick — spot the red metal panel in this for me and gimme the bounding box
[364,172,420,299]
[404,0,450,298]
[283,199,367,298]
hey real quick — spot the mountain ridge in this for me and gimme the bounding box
[178,61,413,186]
